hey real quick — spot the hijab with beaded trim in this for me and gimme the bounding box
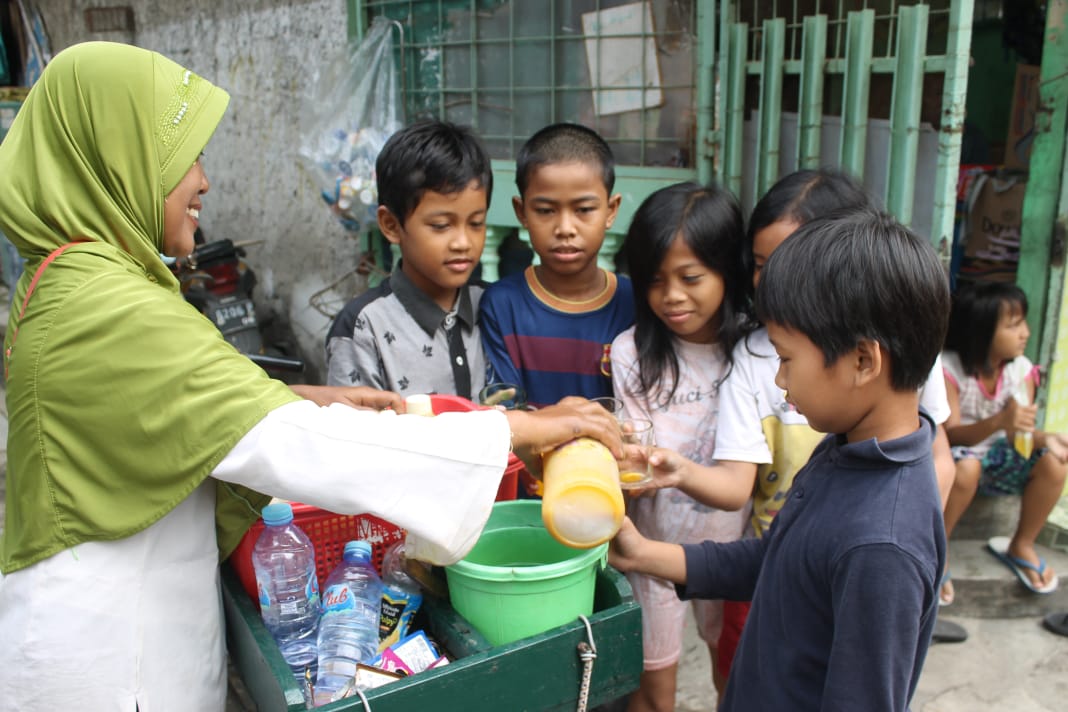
[0,42,299,573]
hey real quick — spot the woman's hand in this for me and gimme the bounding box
[504,397,623,475]
[290,384,404,411]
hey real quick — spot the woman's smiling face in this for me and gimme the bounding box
[162,157,208,258]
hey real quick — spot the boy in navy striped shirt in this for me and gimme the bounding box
[479,123,634,416]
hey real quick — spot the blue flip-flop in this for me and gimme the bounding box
[986,536,1060,594]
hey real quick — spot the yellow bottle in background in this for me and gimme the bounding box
[541,437,624,549]
[1013,384,1034,459]
[1014,430,1034,459]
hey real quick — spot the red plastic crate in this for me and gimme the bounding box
[230,505,404,604]
[430,394,522,502]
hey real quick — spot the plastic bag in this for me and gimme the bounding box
[298,17,403,233]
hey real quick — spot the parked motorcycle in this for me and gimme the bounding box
[172,233,305,375]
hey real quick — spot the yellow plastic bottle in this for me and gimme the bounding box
[1013,384,1034,459]
[540,437,625,549]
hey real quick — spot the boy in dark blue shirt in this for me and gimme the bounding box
[609,210,950,712]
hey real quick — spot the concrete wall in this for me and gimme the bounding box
[36,0,371,381]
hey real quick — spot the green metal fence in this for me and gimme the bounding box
[349,0,702,278]
[349,0,974,278]
[715,0,972,262]
[1021,0,1068,430]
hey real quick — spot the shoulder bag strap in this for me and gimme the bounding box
[4,241,85,380]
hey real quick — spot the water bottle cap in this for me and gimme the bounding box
[261,502,294,526]
[343,540,373,559]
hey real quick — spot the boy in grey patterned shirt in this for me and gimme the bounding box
[325,120,493,398]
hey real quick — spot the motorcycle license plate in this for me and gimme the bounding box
[210,297,256,332]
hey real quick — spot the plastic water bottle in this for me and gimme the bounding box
[378,540,424,650]
[252,502,321,703]
[314,540,383,705]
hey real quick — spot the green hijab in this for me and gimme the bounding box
[0,42,299,573]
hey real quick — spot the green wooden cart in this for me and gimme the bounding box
[222,562,642,711]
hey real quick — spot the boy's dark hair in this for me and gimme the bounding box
[945,281,1029,376]
[622,182,753,401]
[515,122,615,196]
[745,169,872,297]
[755,209,949,391]
[375,119,493,223]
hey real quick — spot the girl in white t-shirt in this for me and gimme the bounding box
[610,182,758,710]
[942,281,1068,595]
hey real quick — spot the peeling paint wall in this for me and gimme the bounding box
[36,0,371,381]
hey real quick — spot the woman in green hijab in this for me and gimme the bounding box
[0,42,621,709]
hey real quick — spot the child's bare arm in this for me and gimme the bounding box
[943,378,1031,446]
[608,517,687,584]
[932,424,954,508]
[642,449,756,510]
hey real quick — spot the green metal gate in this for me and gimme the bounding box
[713,0,972,263]
[348,0,701,279]
[347,0,973,278]
[1021,0,1068,437]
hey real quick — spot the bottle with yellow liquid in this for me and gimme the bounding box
[540,437,625,549]
[1013,384,1034,459]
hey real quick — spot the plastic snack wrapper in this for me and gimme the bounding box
[297,16,403,233]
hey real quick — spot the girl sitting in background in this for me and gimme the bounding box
[941,281,1067,595]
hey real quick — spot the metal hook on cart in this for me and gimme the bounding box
[576,614,598,712]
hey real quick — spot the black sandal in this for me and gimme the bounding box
[932,617,968,644]
[1042,611,1068,637]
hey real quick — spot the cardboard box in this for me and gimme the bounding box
[1004,64,1041,170]
[958,172,1027,283]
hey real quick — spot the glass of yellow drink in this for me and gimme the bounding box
[618,418,655,490]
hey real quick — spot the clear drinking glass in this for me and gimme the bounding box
[589,396,625,421]
[617,418,654,490]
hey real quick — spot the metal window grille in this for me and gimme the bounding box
[352,0,974,269]
[357,0,699,169]
[716,0,972,254]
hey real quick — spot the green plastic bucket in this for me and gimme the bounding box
[445,500,607,646]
